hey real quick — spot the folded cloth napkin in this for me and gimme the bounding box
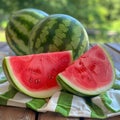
[0,53,120,119]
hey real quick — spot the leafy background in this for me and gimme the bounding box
[0,0,120,43]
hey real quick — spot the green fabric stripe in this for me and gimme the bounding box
[85,98,105,119]
[0,86,18,105]
[6,28,27,55]
[26,98,46,111]
[100,93,113,111]
[100,92,116,112]
[8,21,29,46]
[55,92,73,116]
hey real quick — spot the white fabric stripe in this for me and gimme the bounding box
[115,69,120,79]
[115,80,120,86]
[7,92,32,107]
[92,96,112,115]
[107,111,120,118]
[0,81,9,94]
[38,91,61,112]
[106,89,120,111]
[0,71,6,79]
[69,95,91,117]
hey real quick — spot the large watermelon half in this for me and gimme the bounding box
[5,8,48,55]
[57,45,115,96]
[3,51,72,98]
[29,14,89,59]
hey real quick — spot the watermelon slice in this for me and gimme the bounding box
[3,51,73,98]
[57,45,115,96]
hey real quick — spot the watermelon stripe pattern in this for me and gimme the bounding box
[29,14,89,59]
[0,66,120,119]
[6,8,48,55]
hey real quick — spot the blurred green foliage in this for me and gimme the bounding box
[0,0,120,43]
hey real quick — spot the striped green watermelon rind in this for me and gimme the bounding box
[2,59,19,90]
[5,8,49,55]
[57,45,115,96]
[29,14,89,59]
[57,76,86,97]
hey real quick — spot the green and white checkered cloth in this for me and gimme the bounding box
[0,53,120,119]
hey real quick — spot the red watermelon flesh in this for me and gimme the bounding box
[3,51,72,98]
[57,45,115,96]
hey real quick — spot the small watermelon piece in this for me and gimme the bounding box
[57,45,115,96]
[3,51,73,98]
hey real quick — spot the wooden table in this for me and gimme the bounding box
[0,42,120,120]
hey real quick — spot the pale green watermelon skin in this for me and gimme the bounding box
[5,8,48,55]
[2,59,19,90]
[29,14,89,59]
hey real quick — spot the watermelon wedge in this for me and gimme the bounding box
[57,45,115,96]
[3,51,73,98]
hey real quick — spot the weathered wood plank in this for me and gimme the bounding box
[102,44,120,71]
[105,43,120,53]
[38,112,80,120]
[0,42,10,53]
[0,42,7,48]
[0,106,36,120]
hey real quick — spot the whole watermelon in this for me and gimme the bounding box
[5,8,48,55]
[29,14,89,59]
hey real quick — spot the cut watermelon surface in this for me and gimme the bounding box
[3,51,73,98]
[57,45,115,96]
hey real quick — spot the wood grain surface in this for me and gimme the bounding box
[0,106,35,120]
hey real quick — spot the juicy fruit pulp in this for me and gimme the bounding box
[57,45,115,96]
[29,14,89,59]
[3,51,73,98]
